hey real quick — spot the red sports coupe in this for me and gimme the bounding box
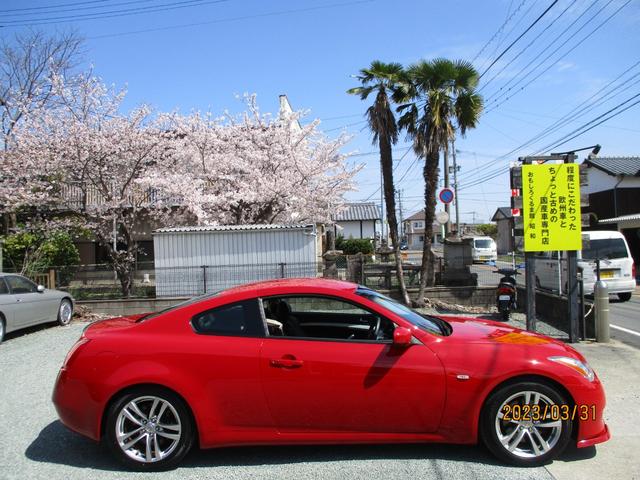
[53,278,609,470]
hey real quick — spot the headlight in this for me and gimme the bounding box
[548,356,595,382]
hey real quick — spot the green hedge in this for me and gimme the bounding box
[335,236,374,255]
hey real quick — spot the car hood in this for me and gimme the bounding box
[438,315,583,358]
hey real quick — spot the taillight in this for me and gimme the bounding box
[498,287,514,295]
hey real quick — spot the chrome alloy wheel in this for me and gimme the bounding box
[59,300,73,325]
[495,390,563,459]
[115,396,182,463]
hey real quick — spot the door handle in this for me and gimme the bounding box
[270,358,304,369]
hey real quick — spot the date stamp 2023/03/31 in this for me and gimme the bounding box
[501,403,596,422]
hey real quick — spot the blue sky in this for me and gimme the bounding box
[2,0,639,223]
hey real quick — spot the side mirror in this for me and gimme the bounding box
[393,327,412,347]
[37,285,45,293]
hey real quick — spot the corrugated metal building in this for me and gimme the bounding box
[153,224,319,297]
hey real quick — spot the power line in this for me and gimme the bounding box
[0,0,110,12]
[0,0,157,18]
[479,0,576,92]
[478,0,559,79]
[483,0,602,104]
[363,147,413,202]
[472,0,527,63]
[86,0,376,40]
[459,94,640,191]
[485,0,630,111]
[534,91,640,153]
[1,0,229,26]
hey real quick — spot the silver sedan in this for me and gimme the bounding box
[0,273,74,343]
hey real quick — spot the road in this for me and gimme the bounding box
[608,288,640,349]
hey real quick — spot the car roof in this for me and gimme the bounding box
[216,277,358,298]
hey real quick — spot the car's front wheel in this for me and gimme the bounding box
[105,387,194,471]
[480,381,572,466]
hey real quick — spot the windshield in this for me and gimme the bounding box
[356,287,449,336]
[474,239,494,248]
[582,238,628,260]
[137,291,219,322]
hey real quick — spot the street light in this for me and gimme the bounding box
[550,144,601,157]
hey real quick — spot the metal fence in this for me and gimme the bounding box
[155,262,321,297]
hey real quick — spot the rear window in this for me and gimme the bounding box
[474,239,494,248]
[582,238,628,260]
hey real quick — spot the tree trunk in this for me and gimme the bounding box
[379,135,410,305]
[415,148,439,307]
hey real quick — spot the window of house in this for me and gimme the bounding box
[413,221,424,229]
[191,299,264,337]
[418,235,424,242]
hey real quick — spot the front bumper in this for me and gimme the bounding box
[578,423,610,448]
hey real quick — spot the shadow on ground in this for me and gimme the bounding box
[26,420,596,472]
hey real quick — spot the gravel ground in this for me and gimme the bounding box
[0,322,558,480]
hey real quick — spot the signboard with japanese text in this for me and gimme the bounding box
[522,163,582,251]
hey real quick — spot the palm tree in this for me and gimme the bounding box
[396,58,483,306]
[348,61,410,305]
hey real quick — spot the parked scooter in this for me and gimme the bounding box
[495,268,518,321]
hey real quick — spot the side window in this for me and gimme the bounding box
[6,276,37,294]
[262,295,396,342]
[0,278,8,295]
[191,299,263,337]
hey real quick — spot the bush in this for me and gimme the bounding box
[476,223,497,238]
[335,236,374,255]
[1,231,80,286]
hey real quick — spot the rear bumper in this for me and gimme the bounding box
[52,367,102,441]
[583,279,635,295]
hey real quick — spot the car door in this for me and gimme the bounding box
[186,298,274,430]
[0,278,18,333]
[5,275,48,327]
[259,295,446,434]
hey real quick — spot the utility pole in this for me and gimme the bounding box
[379,163,385,246]
[451,139,460,236]
[396,189,404,239]
[443,148,450,236]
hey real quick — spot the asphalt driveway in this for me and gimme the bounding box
[0,322,602,480]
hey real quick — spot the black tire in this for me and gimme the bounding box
[105,386,194,471]
[618,292,632,302]
[480,381,573,467]
[0,315,5,344]
[535,276,541,289]
[57,298,73,326]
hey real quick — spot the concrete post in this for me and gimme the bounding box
[594,280,610,343]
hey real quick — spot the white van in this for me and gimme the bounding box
[534,230,636,301]
[470,236,497,263]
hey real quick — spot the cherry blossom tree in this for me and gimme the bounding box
[2,78,359,297]
[153,95,358,226]
[2,74,188,296]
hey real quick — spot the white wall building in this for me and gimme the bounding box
[332,202,381,239]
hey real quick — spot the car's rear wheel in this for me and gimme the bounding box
[105,387,194,471]
[0,315,5,344]
[57,299,73,326]
[618,292,632,302]
[480,381,572,467]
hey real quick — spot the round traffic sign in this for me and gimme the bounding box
[436,211,450,225]
[439,188,455,204]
